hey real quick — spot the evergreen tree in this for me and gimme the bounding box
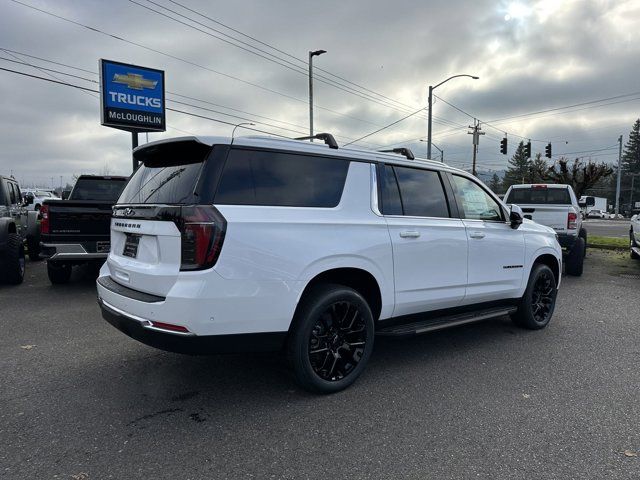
[502,141,531,190]
[621,119,640,211]
[621,119,640,174]
[530,153,548,183]
[488,173,501,193]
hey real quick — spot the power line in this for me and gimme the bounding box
[8,0,390,128]
[0,66,294,138]
[0,51,385,148]
[164,0,425,114]
[130,0,425,118]
[0,49,390,149]
[486,91,640,123]
[342,108,426,147]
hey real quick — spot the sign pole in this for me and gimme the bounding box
[131,132,139,172]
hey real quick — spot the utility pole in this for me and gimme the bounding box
[467,120,484,176]
[630,173,640,213]
[615,134,622,214]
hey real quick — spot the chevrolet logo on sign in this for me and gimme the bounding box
[113,73,158,90]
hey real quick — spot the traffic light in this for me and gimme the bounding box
[525,141,532,158]
[500,137,507,155]
[545,142,552,158]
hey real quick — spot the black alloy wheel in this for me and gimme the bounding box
[531,269,555,324]
[308,301,368,382]
[288,284,374,393]
[511,263,557,330]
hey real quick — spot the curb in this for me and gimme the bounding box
[587,243,627,251]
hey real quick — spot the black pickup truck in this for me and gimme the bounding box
[40,175,128,284]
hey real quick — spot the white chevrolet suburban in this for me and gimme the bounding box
[97,134,562,393]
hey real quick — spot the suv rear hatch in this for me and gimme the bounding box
[107,139,228,296]
[505,185,576,234]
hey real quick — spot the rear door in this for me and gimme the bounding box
[381,164,468,316]
[106,140,220,296]
[449,174,525,303]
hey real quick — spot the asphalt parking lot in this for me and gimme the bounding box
[583,219,630,238]
[2,251,640,480]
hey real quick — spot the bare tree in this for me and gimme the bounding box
[100,162,112,176]
[534,157,613,198]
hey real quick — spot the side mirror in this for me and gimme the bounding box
[61,190,70,200]
[510,204,524,229]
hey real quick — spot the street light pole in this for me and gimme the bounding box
[427,74,479,159]
[308,49,326,140]
[421,139,443,162]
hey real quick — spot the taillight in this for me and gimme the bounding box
[567,212,577,229]
[178,205,226,271]
[40,204,49,234]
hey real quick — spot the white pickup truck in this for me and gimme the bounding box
[504,184,586,276]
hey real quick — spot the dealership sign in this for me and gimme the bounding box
[100,59,165,132]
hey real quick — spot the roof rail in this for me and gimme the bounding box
[294,133,339,149]
[379,147,415,160]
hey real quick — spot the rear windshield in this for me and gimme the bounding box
[118,140,211,204]
[70,178,127,201]
[118,163,204,204]
[505,187,571,205]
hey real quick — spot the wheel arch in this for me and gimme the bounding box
[0,218,17,241]
[533,253,560,285]
[294,267,384,325]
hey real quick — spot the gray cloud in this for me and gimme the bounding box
[1,0,639,188]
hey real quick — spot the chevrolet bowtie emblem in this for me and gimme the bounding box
[113,73,157,90]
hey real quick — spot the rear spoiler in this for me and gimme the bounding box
[134,138,211,167]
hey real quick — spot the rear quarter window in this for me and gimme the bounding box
[214,149,350,207]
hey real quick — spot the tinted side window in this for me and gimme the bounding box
[380,165,402,215]
[8,183,16,204]
[393,166,449,218]
[451,175,503,221]
[215,149,349,207]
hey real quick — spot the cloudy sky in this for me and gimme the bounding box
[1,0,639,188]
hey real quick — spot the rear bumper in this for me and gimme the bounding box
[41,243,108,262]
[557,233,578,249]
[98,297,286,354]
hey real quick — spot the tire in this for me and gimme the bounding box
[47,261,72,284]
[0,233,25,285]
[511,263,557,330]
[631,230,640,260]
[566,237,585,276]
[579,229,587,258]
[287,284,375,394]
[27,236,40,261]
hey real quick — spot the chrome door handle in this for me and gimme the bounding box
[469,231,485,239]
[399,230,421,238]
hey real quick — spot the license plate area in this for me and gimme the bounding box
[96,241,111,253]
[122,234,140,258]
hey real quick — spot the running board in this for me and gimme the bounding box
[376,307,517,337]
